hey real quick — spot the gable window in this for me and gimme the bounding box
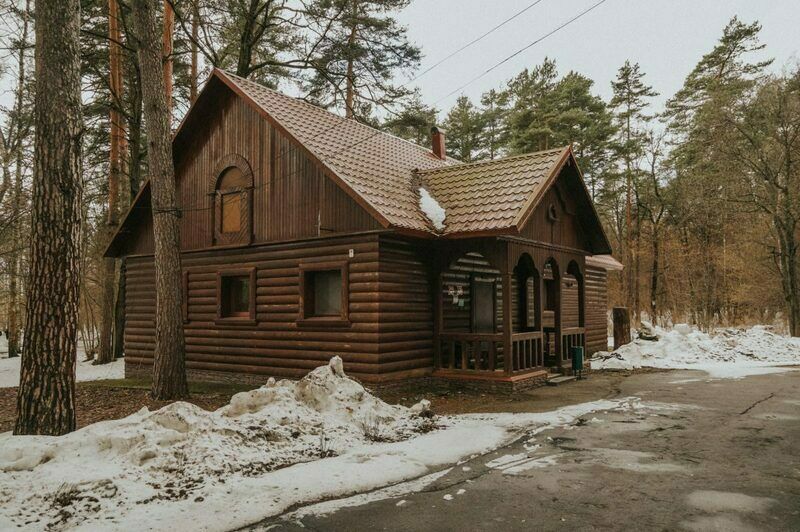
[299,262,349,325]
[212,157,253,246]
[216,268,257,324]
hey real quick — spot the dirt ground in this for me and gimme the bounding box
[251,369,800,532]
[0,379,255,433]
[0,369,655,433]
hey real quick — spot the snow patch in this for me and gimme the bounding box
[0,357,652,531]
[0,340,123,388]
[592,324,800,379]
[418,187,446,232]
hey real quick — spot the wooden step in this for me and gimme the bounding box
[546,375,577,386]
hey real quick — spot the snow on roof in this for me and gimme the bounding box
[418,187,446,232]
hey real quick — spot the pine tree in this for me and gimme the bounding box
[664,17,771,326]
[131,0,189,400]
[609,60,658,323]
[304,0,420,120]
[14,0,83,435]
[442,95,482,162]
[478,89,508,160]
[382,91,437,145]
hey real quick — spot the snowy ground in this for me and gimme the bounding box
[0,337,123,388]
[591,324,800,379]
[0,357,650,531]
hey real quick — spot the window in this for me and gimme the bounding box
[216,268,256,324]
[221,192,242,233]
[213,162,252,246]
[299,262,349,324]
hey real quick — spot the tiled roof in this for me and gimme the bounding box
[214,70,571,236]
[417,147,569,235]
[217,70,457,232]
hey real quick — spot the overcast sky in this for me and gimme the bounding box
[398,0,800,114]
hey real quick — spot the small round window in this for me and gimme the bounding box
[547,203,559,222]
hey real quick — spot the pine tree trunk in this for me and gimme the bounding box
[344,0,358,118]
[14,0,83,436]
[162,0,174,114]
[97,0,124,364]
[649,227,660,320]
[190,1,198,103]
[5,0,31,360]
[113,259,126,359]
[131,0,188,400]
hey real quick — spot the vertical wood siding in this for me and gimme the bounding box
[128,91,379,256]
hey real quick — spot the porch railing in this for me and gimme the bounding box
[560,327,585,363]
[511,331,544,372]
[438,331,546,373]
[439,332,502,371]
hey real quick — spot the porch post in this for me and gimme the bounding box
[502,244,513,375]
[555,258,563,371]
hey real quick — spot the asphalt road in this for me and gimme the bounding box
[251,370,800,532]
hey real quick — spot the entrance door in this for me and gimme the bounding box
[472,278,496,334]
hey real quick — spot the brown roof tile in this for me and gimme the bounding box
[417,147,569,235]
[208,71,569,236]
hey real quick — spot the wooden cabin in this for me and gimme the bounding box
[106,69,622,390]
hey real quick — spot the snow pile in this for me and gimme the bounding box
[0,350,124,388]
[0,356,641,531]
[418,186,446,232]
[592,324,800,378]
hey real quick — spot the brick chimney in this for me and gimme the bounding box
[431,126,446,160]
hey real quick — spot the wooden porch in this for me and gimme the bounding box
[432,237,586,385]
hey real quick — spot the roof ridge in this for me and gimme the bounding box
[217,69,459,165]
[415,146,568,175]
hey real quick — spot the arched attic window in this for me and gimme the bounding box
[212,154,254,246]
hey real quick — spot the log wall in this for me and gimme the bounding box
[585,264,608,355]
[125,233,441,383]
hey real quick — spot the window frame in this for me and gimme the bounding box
[215,267,257,326]
[210,155,254,248]
[297,261,349,326]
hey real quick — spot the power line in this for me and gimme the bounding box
[433,0,610,105]
[408,0,548,84]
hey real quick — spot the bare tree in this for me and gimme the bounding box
[131,0,189,399]
[14,0,83,435]
[724,74,800,335]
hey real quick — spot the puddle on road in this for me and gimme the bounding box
[576,448,686,473]
[685,490,776,513]
[681,514,760,532]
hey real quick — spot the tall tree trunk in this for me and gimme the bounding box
[649,227,660,320]
[162,0,174,115]
[97,0,124,364]
[344,0,358,118]
[14,0,83,436]
[5,0,31,360]
[190,0,198,103]
[113,258,127,359]
[131,0,188,400]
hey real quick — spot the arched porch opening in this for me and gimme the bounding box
[437,251,504,371]
[542,258,561,368]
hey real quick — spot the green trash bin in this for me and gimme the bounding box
[571,346,584,379]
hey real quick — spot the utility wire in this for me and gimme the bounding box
[433,0,610,106]
[408,0,548,84]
